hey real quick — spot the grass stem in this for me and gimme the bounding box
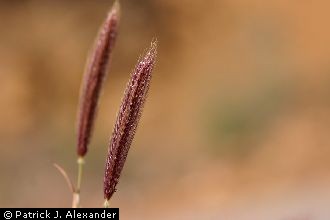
[72,157,85,208]
[104,199,110,208]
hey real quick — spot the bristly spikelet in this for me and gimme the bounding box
[77,1,120,157]
[104,40,157,200]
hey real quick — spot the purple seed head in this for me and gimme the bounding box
[103,40,157,200]
[77,1,120,157]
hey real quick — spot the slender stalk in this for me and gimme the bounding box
[72,192,79,208]
[77,157,84,193]
[53,163,75,193]
[72,157,85,208]
[104,199,110,208]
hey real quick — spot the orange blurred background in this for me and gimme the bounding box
[1,0,330,219]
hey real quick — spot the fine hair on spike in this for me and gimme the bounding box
[103,40,158,200]
[76,1,120,157]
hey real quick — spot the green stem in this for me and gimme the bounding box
[73,157,85,208]
[77,157,85,193]
[104,199,110,208]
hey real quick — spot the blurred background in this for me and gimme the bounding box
[1,0,330,219]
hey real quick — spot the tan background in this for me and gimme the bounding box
[1,0,330,219]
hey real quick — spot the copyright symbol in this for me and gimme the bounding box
[4,211,12,219]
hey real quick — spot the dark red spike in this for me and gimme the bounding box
[77,1,120,157]
[104,40,157,200]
